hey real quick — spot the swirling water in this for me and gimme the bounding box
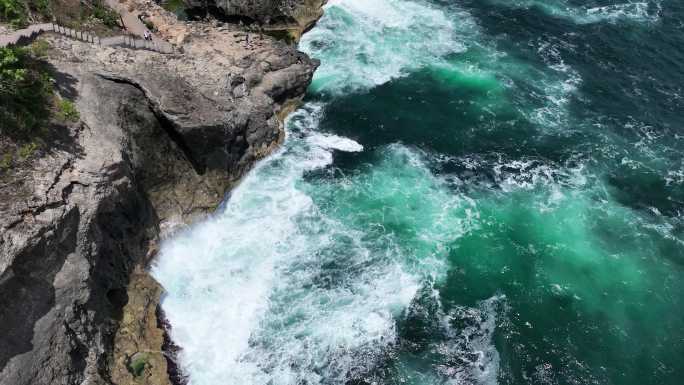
[152,1,684,384]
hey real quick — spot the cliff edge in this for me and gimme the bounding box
[0,1,323,384]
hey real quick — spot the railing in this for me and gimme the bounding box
[0,22,175,54]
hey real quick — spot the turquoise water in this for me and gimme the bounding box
[152,1,684,384]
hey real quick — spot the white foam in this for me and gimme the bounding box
[584,2,661,24]
[153,104,471,385]
[307,133,364,152]
[152,1,513,382]
[401,293,506,385]
[492,0,662,24]
[526,39,583,131]
[300,0,470,93]
[444,295,505,385]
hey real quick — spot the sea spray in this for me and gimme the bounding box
[154,0,684,384]
[153,103,485,384]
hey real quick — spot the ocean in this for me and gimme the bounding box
[152,1,684,384]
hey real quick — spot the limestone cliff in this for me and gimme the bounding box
[0,4,320,384]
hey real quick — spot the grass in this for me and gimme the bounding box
[56,99,79,122]
[0,152,12,170]
[18,141,37,159]
[29,39,49,58]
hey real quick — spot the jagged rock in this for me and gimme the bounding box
[0,9,318,384]
[109,267,170,385]
[186,0,327,39]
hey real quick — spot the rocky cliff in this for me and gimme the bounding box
[185,0,326,40]
[0,2,320,384]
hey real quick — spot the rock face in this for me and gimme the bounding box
[186,0,326,38]
[188,0,320,22]
[0,15,318,385]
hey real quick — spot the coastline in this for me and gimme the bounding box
[0,1,326,384]
[108,3,328,385]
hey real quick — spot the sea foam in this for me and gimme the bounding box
[300,0,467,93]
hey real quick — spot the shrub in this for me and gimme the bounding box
[127,353,149,377]
[56,99,79,122]
[0,152,12,170]
[0,46,53,138]
[92,2,118,28]
[31,0,49,15]
[18,141,37,159]
[0,0,27,27]
[143,19,155,32]
[162,0,187,14]
[30,39,50,58]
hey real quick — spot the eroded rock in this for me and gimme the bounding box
[0,3,320,383]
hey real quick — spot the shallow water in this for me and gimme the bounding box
[153,1,684,384]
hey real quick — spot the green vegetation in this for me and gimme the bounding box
[161,0,188,20]
[91,1,118,28]
[56,99,79,122]
[0,1,121,34]
[29,38,49,58]
[0,46,52,166]
[18,141,37,158]
[162,0,186,13]
[0,0,52,28]
[0,152,12,170]
[0,46,53,138]
[142,18,155,32]
[127,353,149,377]
[0,0,28,28]
[0,44,80,167]
[32,0,48,14]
